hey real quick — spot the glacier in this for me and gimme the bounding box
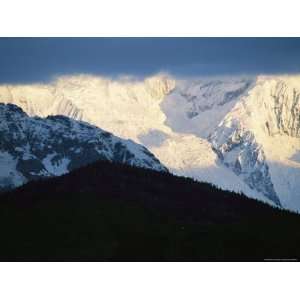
[0,74,299,210]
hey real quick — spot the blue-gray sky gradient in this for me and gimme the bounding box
[1,38,300,83]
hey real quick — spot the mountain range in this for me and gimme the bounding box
[0,74,299,211]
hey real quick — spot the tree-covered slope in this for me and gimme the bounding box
[0,160,299,261]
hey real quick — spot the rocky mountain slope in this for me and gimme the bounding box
[0,103,166,189]
[0,74,299,210]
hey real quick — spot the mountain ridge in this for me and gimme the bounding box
[0,103,167,189]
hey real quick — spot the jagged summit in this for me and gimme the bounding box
[0,74,299,210]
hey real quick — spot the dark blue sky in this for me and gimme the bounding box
[1,38,300,83]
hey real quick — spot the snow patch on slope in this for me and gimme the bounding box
[42,154,71,176]
[0,151,25,188]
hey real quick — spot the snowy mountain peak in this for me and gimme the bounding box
[144,74,176,99]
[0,103,167,189]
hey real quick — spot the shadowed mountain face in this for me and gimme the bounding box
[0,103,167,189]
[0,160,300,261]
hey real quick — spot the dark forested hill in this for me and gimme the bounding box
[0,160,299,261]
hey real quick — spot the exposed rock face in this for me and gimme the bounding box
[210,125,281,206]
[145,75,176,99]
[269,81,300,137]
[207,76,300,208]
[52,98,84,121]
[0,103,167,189]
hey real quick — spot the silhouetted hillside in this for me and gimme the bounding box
[0,160,299,261]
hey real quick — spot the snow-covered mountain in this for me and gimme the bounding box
[0,103,166,189]
[0,74,299,210]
